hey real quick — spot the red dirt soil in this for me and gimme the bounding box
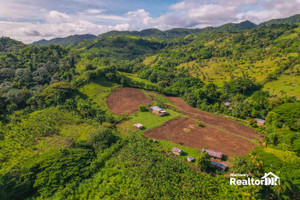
[167,97,258,140]
[107,88,153,115]
[145,117,256,157]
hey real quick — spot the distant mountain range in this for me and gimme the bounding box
[258,14,300,27]
[30,34,97,46]
[97,20,257,39]
[27,13,300,46]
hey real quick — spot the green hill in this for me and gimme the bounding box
[82,35,165,59]
[31,34,97,46]
[98,21,257,39]
[0,37,26,54]
[258,14,300,27]
[0,14,299,200]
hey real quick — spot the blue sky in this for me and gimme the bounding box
[0,0,299,43]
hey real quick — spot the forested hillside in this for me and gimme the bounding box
[258,14,300,27]
[0,37,26,55]
[0,15,299,200]
[30,34,97,47]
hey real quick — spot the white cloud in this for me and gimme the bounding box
[236,0,300,23]
[85,9,105,14]
[46,10,71,23]
[0,0,299,43]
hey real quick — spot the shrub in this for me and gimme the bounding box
[197,121,203,127]
[138,105,148,112]
[87,127,118,152]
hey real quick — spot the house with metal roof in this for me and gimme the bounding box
[187,156,195,162]
[211,161,227,170]
[223,101,231,107]
[150,106,168,116]
[172,147,183,155]
[202,149,223,159]
[254,118,266,126]
[133,123,143,129]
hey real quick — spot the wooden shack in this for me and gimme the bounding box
[211,161,227,170]
[150,106,168,116]
[254,118,266,126]
[187,156,195,162]
[172,147,183,155]
[133,123,143,129]
[202,149,223,159]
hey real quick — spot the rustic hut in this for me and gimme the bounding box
[150,106,168,116]
[133,123,144,129]
[254,118,266,126]
[187,156,195,162]
[211,161,227,170]
[172,147,183,155]
[202,149,223,159]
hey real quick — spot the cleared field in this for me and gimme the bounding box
[177,57,291,87]
[107,87,259,157]
[107,88,153,115]
[145,117,256,157]
[131,109,182,130]
[167,97,258,140]
[264,75,300,98]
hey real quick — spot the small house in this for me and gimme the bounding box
[223,101,231,107]
[187,156,195,162]
[150,106,168,116]
[254,118,266,126]
[172,147,183,155]
[211,161,227,170]
[202,149,223,159]
[134,123,144,129]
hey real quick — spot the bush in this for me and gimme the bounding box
[196,151,212,171]
[87,127,118,152]
[138,105,148,112]
[197,121,203,127]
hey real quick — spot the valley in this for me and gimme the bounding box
[0,14,299,200]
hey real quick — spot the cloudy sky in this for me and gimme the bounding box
[1,0,299,43]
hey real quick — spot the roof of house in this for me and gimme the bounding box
[151,106,164,112]
[254,118,266,123]
[187,156,195,161]
[202,149,223,159]
[172,147,183,153]
[224,102,231,106]
[134,123,143,128]
[211,161,227,169]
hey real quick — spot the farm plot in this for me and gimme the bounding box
[107,88,153,115]
[167,97,258,140]
[145,117,256,157]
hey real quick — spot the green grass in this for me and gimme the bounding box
[79,81,120,110]
[263,147,300,163]
[153,140,201,163]
[176,56,296,87]
[130,109,182,130]
[143,55,157,65]
[121,72,157,87]
[263,75,300,98]
[59,123,97,142]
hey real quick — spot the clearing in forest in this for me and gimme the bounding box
[107,87,153,115]
[145,117,257,157]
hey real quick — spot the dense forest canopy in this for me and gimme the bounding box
[0,15,299,200]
